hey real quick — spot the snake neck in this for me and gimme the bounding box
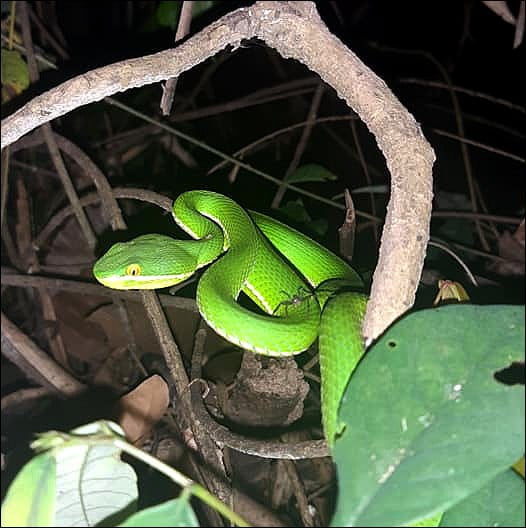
[173,190,260,294]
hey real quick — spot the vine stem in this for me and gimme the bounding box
[112,437,250,527]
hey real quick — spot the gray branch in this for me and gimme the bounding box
[1,0,434,342]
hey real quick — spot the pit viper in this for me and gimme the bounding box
[93,190,367,446]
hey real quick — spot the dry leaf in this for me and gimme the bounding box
[493,220,526,276]
[115,374,170,444]
[482,1,516,24]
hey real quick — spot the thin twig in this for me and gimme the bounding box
[33,187,172,251]
[1,267,198,310]
[135,294,232,524]
[349,119,378,242]
[0,224,24,270]
[27,3,69,60]
[160,1,193,115]
[372,43,491,251]
[432,211,522,224]
[282,459,314,526]
[421,101,524,139]
[15,3,88,370]
[11,130,127,230]
[271,83,325,208]
[431,128,524,163]
[104,98,380,217]
[173,86,316,122]
[208,115,356,174]
[41,125,97,248]
[18,3,97,248]
[187,322,233,520]
[427,240,478,286]
[1,311,86,397]
[399,78,524,112]
[435,239,508,262]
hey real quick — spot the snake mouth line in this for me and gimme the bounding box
[97,272,192,289]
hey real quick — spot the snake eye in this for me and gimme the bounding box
[126,264,141,276]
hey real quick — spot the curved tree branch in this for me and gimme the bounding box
[1,1,434,344]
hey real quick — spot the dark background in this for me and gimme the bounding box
[1,1,524,524]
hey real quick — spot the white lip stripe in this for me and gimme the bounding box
[109,272,191,282]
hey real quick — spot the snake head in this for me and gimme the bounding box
[93,234,197,290]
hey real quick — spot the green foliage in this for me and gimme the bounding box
[119,493,199,527]
[331,304,525,527]
[1,49,30,102]
[1,421,228,527]
[144,1,217,31]
[51,435,138,525]
[155,1,182,29]
[439,468,525,527]
[286,163,338,184]
[277,197,328,237]
[410,511,444,527]
[276,164,340,236]
[2,306,524,527]
[191,1,216,19]
[1,453,56,527]
[2,422,138,527]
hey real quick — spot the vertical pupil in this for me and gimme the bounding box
[127,264,139,276]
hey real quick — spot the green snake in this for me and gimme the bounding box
[93,190,367,446]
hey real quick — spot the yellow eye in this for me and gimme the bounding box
[126,264,141,276]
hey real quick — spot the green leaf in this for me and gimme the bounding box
[439,468,525,527]
[1,49,30,99]
[286,163,338,183]
[277,198,328,237]
[332,305,525,527]
[143,0,215,32]
[53,438,138,526]
[1,453,56,527]
[512,455,524,477]
[409,512,443,527]
[192,1,216,18]
[156,1,182,29]
[351,185,389,195]
[119,494,199,527]
[310,218,329,238]
[278,198,311,224]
